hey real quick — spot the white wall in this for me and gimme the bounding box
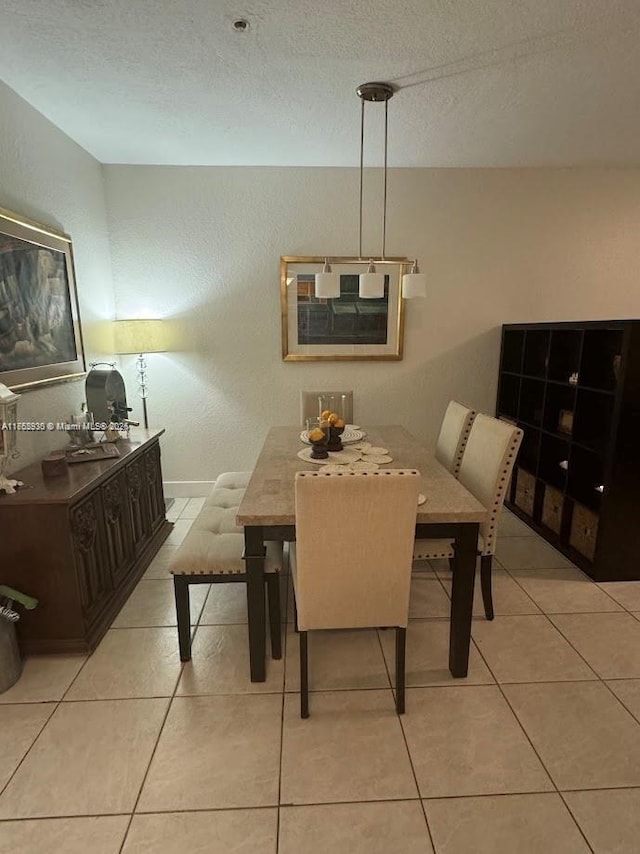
[0,81,114,468]
[103,166,640,490]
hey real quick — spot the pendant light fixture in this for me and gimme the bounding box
[402,259,427,299]
[315,258,340,298]
[314,81,426,301]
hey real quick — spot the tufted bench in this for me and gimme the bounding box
[170,472,283,662]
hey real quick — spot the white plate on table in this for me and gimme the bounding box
[300,428,365,445]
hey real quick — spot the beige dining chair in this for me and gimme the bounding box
[436,400,477,477]
[300,390,354,425]
[414,414,523,620]
[291,469,420,718]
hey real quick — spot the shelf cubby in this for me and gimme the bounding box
[523,330,550,378]
[543,383,576,437]
[573,389,614,453]
[539,434,570,491]
[567,446,603,513]
[580,328,624,392]
[548,329,583,383]
[497,373,520,420]
[517,425,541,476]
[502,330,525,374]
[519,378,545,427]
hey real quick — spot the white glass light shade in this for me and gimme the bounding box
[113,319,166,354]
[359,261,384,299]
[402,271,427,299]
[315,272,340,298]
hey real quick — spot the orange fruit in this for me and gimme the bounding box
[321,410,332,420]
[308,427,325,442]
[328,413,339,425]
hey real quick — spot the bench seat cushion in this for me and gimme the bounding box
[214,471,251,489]
[170,501,282,576]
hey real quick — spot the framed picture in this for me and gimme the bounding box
[0,207,85,391]
[557,408,574,435]
[280,256,410,361]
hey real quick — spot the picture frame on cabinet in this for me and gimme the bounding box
[0,207,85,391]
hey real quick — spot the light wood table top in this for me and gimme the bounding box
[236,425,487,527]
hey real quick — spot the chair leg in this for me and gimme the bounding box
[395,627,407,715]
[173,576,192,661]
[480,554,494,620]
[448,556,456,574]
[292,590,299,633]
[300,631,309,718]
[265,573,282,660]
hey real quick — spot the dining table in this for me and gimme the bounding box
[236,425,487,682]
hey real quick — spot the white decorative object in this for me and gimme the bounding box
[418,494,427,505]
[315,259,340,299]
[402,260,427,299]
[0,384,23,494]
[363,454,393,464]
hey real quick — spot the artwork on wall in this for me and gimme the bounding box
[280,256,409,361]
[0,207,85,391]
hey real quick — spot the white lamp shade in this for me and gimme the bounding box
[315,271,340,299]
[114,319,166,354]
[402,271,427,299]
[359,272,385,299]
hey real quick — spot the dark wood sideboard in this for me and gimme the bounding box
[0,429,172,654]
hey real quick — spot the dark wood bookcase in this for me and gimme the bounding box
[496,320,640,581]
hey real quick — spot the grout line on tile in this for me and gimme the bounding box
[0,702,58,800]
[375,629,437,850]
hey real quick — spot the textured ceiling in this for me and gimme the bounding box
[0,0,639,166]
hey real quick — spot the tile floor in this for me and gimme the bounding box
[2,499,640,852]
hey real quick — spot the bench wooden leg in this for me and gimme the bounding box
[300,630,309,719]
[173,575,192,661]
[266,573,282,660]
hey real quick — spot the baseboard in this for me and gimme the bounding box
[163,481,216,498]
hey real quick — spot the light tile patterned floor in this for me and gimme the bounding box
[2,506,640,852]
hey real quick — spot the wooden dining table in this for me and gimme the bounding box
[236,425,487,682]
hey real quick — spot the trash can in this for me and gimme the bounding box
[0,616,22,694]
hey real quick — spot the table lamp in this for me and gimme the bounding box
[113,319,166,429]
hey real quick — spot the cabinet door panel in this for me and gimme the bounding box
[102,470,134,584]
[71,493,112,626]
[143,442,165,531]
[126,456,151,553]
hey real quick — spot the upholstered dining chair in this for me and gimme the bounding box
[300,390,354,426]
[291,469,420,718]
[414,414,523,620]
[436,400,477,477]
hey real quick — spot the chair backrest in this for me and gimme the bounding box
[300,390,354,426]
[294,469,420,630]
[435,400,477,477]
[458,414,523,555]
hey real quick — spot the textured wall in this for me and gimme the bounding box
[0,81,115,468]
[103,166,640,488]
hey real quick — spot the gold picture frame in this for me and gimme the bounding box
[0,207,86,391]
[280,256,410,361]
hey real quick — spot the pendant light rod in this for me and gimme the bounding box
[359,95,365,260]
[383,97,388,259]
[356,82,395,262]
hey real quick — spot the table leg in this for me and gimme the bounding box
[244,525,266,682]
[449,522,479,677]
